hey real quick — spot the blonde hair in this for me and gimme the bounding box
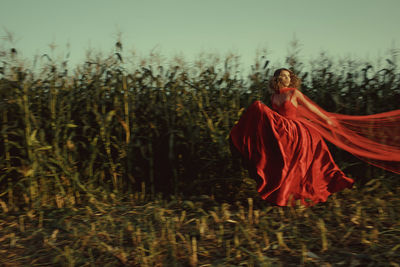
[269,68,301,93]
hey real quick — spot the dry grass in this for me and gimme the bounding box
[0,41,399,266]
[0,178,399,266]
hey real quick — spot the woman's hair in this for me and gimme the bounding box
[268,68,301,93]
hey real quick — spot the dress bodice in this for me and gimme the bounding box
[272,98,298,119]
[271,88,297,119]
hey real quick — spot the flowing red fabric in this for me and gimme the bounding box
[229,88,400,206]
[296,92,400,174]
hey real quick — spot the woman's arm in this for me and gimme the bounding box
[294,90,335,126]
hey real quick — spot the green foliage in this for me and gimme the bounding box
[0,44,399,210]
[0,41,400,266]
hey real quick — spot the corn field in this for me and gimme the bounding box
[0,43,399,265]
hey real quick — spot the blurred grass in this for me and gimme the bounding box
[0,39,400,265]
[0,178,399,266]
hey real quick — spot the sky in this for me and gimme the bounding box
[1,0,399,73]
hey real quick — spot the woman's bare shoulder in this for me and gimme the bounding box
[292,88,305,99]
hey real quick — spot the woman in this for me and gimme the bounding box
[230,68,400,206]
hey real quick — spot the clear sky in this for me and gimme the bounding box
[1,0,399,72]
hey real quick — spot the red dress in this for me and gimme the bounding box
[230,90,354,206]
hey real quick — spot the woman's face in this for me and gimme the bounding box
[278,70,291,87]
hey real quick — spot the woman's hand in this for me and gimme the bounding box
[326,117,337,127]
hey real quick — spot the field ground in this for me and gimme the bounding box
[0,178,399,266]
